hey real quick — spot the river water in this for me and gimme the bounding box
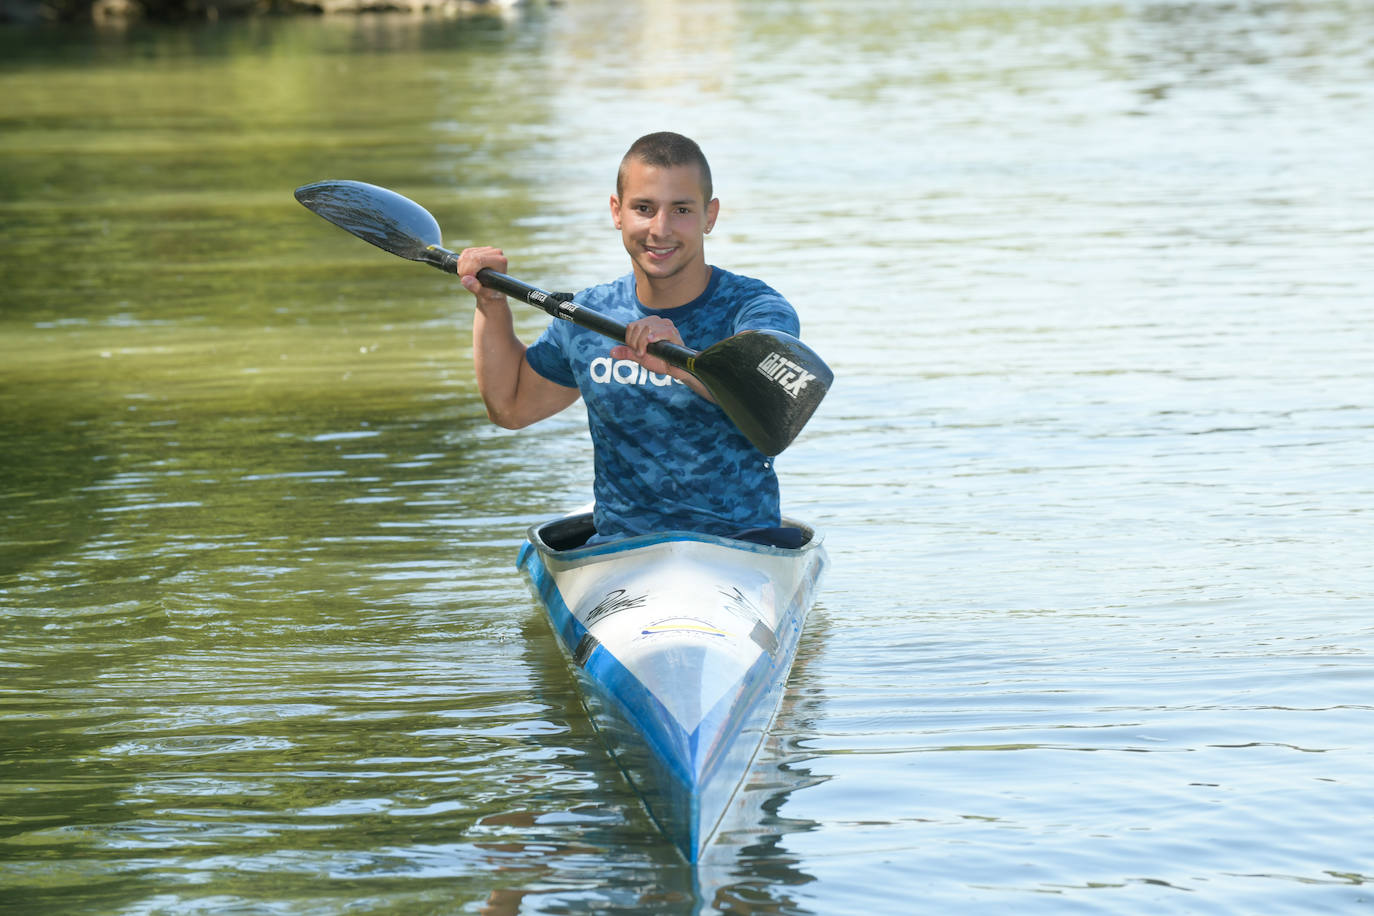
[2,0,1373,912]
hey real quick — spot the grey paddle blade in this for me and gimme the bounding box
[294,180,443,262]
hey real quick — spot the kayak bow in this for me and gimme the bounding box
[517,512,827,862]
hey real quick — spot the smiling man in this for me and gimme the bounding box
[456,132,805,544]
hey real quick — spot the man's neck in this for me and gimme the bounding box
[634,263,712,310]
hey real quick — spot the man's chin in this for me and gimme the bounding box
[636,257,682,279]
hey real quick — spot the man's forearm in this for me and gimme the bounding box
[472,302,526,426]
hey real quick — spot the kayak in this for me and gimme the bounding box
[516,511,827,863]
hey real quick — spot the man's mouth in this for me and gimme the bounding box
[645,245,676,260]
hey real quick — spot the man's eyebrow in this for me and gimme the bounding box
[628,196,699,207]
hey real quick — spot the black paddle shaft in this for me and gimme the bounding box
[471,268,695,369]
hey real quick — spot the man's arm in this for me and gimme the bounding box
[459,247,580,429]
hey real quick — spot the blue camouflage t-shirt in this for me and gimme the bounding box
[524,267,801,541]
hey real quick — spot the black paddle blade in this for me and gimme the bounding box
[691,330,833,456]
[294,180,443,262]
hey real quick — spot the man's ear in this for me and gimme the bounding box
[705,197,720,234]
[610,194,623,229]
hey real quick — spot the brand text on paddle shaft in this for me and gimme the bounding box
[519,288,577,321]
[756,352,816,399]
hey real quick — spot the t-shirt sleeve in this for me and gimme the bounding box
[524,322,578,388]
[732,289,802,337]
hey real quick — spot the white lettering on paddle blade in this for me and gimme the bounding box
[756,351,815,399]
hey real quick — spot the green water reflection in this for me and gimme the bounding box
[1,14,561,572]
[0,15,725,912]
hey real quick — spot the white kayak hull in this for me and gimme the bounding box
[517,512,827,862]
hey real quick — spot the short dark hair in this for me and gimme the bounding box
[617,132,713,203]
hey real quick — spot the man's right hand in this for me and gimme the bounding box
[457,247,510,310]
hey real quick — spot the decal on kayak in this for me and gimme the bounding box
[718,586,766,626]
[573,632,601,667]
[584,589,648,626]
[748,620,778,654]
[638,617,731,640]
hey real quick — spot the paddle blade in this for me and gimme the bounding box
[294,180,443,262]
[692,330,833,456]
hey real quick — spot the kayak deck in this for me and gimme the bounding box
[517,512,826,862]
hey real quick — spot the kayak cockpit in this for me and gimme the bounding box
[528,511,818,554]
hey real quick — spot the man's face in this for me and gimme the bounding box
[611,159,719,285]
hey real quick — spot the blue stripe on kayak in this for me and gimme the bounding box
[517,540,704,859]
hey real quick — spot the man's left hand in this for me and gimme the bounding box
[610,316,715,402]
[611,316,685,378]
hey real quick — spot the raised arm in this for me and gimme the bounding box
[457,247,580,429]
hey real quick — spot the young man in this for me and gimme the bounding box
[456,132,803,543]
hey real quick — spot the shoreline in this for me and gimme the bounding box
[1,0,526,25]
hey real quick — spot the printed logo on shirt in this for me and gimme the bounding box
[756,351,816,399]
[589,356,679,388]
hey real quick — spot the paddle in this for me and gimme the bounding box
[293,179,832,456]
